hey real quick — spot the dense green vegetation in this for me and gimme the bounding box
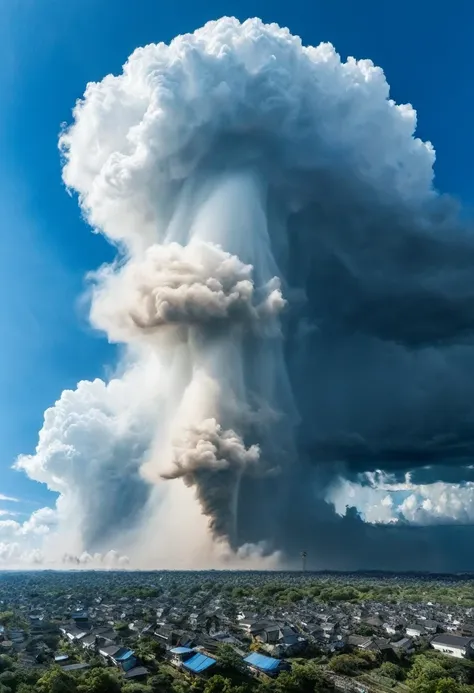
[227,580,474,608]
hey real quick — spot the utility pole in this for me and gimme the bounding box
[301,550,307,573]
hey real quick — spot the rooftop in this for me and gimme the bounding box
[170,646,194,655]
[432,634,474,648]
[125,666,149,679]
[244,652,281,673]
[114,648,135,661]
[182,652,217,674]
[62,663,90,672]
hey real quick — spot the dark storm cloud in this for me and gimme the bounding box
[281,184,474,481]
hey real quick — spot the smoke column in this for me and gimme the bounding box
[19,16,474,569]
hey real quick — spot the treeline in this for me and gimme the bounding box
[227,581,474,607]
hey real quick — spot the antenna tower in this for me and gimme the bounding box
[301,550,307,573]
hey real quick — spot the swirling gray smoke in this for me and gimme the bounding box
[17,17,474,570]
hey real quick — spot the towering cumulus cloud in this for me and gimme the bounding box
[15,17,474,570]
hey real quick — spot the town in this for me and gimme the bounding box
[1,571,474,692]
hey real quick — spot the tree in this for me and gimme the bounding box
[0,655,14,673]
[272,662,330,693]
[203,675,237,693]
[0,671,19,690]
[171,680,189,693]
[17,685,37,693]
[77,668,122,693]
[123,684,149,693]
[36,667,78,693]
[435,679,460,693]
[329,654,363,677]
[216,645,244,674]
[149,671,174,692]
[0,611,15,627]
[380,662,406,681]
[407,655,452,693]
[114,621,130,633]
[356,624,376,637]
[134,636,164,663]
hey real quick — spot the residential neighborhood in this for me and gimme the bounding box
[1,571,474,691]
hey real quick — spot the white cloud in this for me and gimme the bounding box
[327,478,399,524]
[0,507,57,565]
[59,18,434,252]
[328,474,474,526]
[14,362,162,559]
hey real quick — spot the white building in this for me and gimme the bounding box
[406,625,427,638]
[431,634,474,659]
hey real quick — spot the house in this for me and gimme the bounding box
[238,619,262,635]
[423,620,439,634]
[95,628,118,646]
[124,666,148,680]
[244,652,290,678]
[321,623,336,639]
[348,635,391,654]
[364,615,384,629]
[195,634,223,655]
[348,635,374,650]
[255,623,281,645]
[156,606,169,621]
[80,633,97,650]
[189,612,206,629]
[384,622,404,636]
[169,646,194,667]
[431,635,474,659]
[237,611,258,622]
[302,623,323,639]
[211,631,245,650]
[182,652,217,676]
[391,638,414,655]
[112,648,136,670]
[99,644,122,661]
[9,629,25,644]
[71,611,89,624]
[129,620,146,633]
[62,663,90,672]
[406,625,427,638]
[60,625,89,643]
[155,626,188,649]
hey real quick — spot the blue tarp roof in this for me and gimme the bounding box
[170,646,194,655]
[114,648,135,661]
[244,652,280,672]
[183,652,216,674]
[122,656,138,672]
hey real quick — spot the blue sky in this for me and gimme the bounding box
[0,0,472,516]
